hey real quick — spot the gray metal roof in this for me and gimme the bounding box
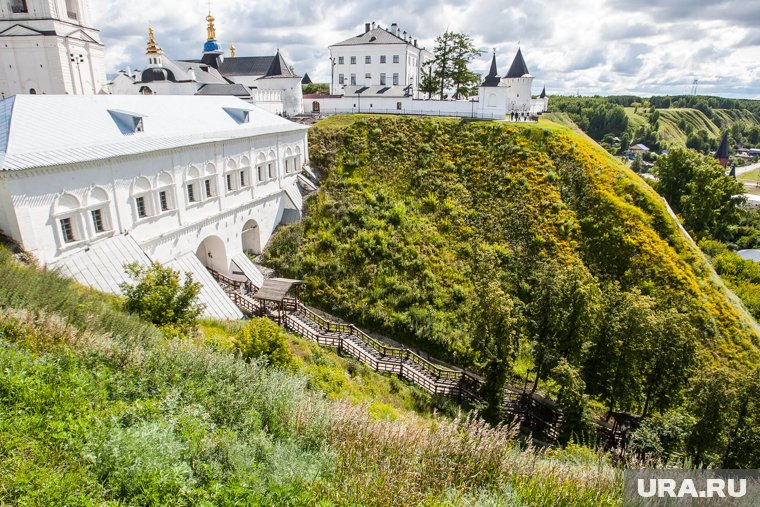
[48,233,151,294]
[218,56,276,77]
[232,253,264,288]
[167,252,243,320]
[0,95,308,171]
[332,27,409,46]
[196,83,252,97]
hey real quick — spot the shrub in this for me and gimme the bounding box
[234,317,297,371]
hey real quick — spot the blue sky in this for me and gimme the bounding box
[92,0,760,99]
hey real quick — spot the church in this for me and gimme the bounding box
[0,94,313,319]
[0,0,106,95]
[107,11,304,116]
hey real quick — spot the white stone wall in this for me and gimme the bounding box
[0,129,309,275]
[307,95,507,119]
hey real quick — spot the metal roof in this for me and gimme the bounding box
[196,83,252,97]
[283,181,304,212]
[232,252,264,288]
[481,53,501,87]
[505,48,530,78]
[167,252,243,320]
[332,27,409,46]
[48,233,151,294]
[217,51,298,79]
[0,95,308,171]
[254,277,303,302]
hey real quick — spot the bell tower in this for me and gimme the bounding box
[0,0,106,95]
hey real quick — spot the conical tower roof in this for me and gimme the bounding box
[715,131,729,166]
[505,48,530,78]
[481,51,501,87]
[539,86,546,98]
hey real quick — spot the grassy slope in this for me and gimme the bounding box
[266,115,759,372]
[0,248,621,506]
[626,107,759,148]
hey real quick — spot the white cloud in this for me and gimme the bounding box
[91,0,760,98]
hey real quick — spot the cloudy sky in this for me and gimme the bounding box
[92,0,760,98]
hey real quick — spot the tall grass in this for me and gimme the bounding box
[0,248,623,505]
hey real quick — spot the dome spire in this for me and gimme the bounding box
[206,10,217,41]
[230,42,236,58]
[146,26,162,55]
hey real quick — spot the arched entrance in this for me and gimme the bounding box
[242,219,261,255]
[195,235,229,274]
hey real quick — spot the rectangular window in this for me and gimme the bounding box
[350,74,356,86]
[187,183,196,203]
[226,173,233,192]
[365,55,371,64]
[159,191,169,211]
[91,209,105,233]
[257,165,265,182]
[285,159,290,174]
[338,56,344,64]
[380,55,386,64]
[397,102,402,110]
[380,73,386,85]
[65,0,78,20]
[60,217,75,243]
[204,178,213,198]
[268,163,275,179]
[393,73,399,86]
[350,56,356,64]
[10,1,28,14]
[240,170,247,187]
[338,73,344,85]
[365,73,371,81]
[393,55,399,64]
[135,196,147,218]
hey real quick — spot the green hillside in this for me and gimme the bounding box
[265,115,759,439]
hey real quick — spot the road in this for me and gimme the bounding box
[737,162,760,176]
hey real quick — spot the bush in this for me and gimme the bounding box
[234,317,297,370]
[120,262,203,339]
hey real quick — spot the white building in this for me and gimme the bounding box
[309,48,547,120]
[329,22,433,98]
[0,94,313,319]
[0,0,106,96]
[107,12,304,116]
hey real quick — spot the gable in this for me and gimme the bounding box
[0,24,53,37]
[64,29,100,44]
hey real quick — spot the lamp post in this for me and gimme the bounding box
[70,52,85,94]
[329,56,335,95]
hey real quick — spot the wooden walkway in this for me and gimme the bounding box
[208,267,563,441]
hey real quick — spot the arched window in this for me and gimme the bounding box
[155,171,175,212]
[284,147,293,174]
[267,149,277,180]
[131,176,153,220]
[85,186,112,235]
[203,163,217,198]
[185,165,202,204]
[294,145,302,172]
[52,193,84,245]
[29,88,37,95]
[256,152,267,183]
[224,159,239,193]
[239,156,251,188]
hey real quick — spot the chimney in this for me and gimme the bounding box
[365,22,371,33]
[403,31,407,41]
[372,21,376,29]
[414,39,418,47]
[390,23,398,35]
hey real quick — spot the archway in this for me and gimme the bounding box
[242,219,261,255]
[195,235,229,274]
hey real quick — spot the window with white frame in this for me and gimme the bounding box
[225,159,239,193]
[393,55,399,63]
[380,73,386,85]
[338,56,344,64]
[267,151,277,180]
[155,171,175,212]
[350,56,356,64]
[365,73,371,81]
[239,156,251,188]
[380,55,386,64]
[393,73,399,85]
[85,186,112,235]
[350,74,356,85]
[186,165,202,204]
[203,163,217,198]
[131,176,154,220]
[365,55,371,64]
[338,74,344,85]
